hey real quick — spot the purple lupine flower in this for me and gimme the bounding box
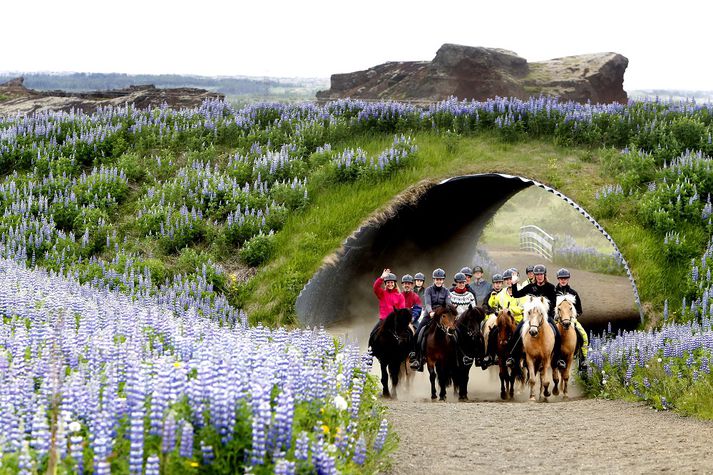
[179,420,194,458]
[373,419,389,452]
[352,435,367,465]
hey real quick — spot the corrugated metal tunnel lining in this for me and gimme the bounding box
[296,173,642,333]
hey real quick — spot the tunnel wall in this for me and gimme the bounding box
[295,173,643,328]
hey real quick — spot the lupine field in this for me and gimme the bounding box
[2,94,713,471]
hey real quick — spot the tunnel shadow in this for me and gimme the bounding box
[296,174,642,337]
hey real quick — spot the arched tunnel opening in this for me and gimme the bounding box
[296,174,642,343]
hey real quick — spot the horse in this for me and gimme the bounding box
[521,296,555,401]
[424,305,459,401]
[453,305,486,401]
[552,294,579,399]
[495,307,521,400]
[368,307,414,398]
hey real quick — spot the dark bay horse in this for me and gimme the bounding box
[453,305,486,401]
[368,307,414,398]
[425,305,459,401]
[495,307,522,400]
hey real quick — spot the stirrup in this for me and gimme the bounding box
[557,359,566,369]
[408,351,416,361]
[505,357,515,368]
[409,359,420,370]
[578,360,588,371]
[462,356,474,366]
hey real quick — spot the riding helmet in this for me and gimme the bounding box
[432,268,446,279]
[401,274,414,283]
[492,273,504,283]
[473,265,484,273]
[556,268,571,279]
[454,272,467,283]
[502,269,513,279]
[414,272,425,281]
[384,273,397,282]
[533,264,547,275]
[526,265,534,273]
[460,266,473,277]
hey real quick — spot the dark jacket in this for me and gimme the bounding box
[511,280,557,320]
[471,279,492,307]
[424,285,452,314]
[555,284,583,316]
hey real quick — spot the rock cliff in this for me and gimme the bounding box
[316,44,628,104]
[0,77,223,116]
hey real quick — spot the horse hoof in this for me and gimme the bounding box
[529,396,536,402]
[459,396,468,402]
[552,387,559,396]
[439,396,446,402]
[431,394,437,400]
[500,392,507,400]
[562,394,569,400]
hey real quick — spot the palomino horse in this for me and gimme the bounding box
[368,307,414,398]
[453,305,486,401]
[495,307,521,400]
[425,305,459,401]
[553,294,578,399]
[522,296,554,401]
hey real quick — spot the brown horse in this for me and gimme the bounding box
[552,294,578,399]
[495,307,521,400]
[522,296,554,401]
[425,305,459,401]
[368,307,414,398]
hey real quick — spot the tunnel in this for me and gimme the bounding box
[296,173,642,336]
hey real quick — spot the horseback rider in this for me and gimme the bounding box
[470,265,492,306]
[506,264,566,370]
[525,265,535,285]
[555,268,589,371]
[414,272,426,301]
[450,267,477,302]
[450,272,476,315]
[401,274,423,326]
[410,268,451,371]
[483,273,504,316]
[481,269,526,368]
[370,269,406,342]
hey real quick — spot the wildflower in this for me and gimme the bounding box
[333,395,348,411]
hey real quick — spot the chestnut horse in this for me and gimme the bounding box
[425,305,459,401]
[495,307,522,400]
[553,294,578,399]
[522,296,554,401]
[453,305,486,401]
[368,307,414,398]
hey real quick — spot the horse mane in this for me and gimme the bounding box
[496,307,515,330]
[376,307,411,339]
[555,294,578,318]
[428,305,457,329]
[459,305,486,326]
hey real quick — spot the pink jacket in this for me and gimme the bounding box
[373,277,406,319]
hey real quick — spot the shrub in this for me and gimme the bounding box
[239,233,275,267]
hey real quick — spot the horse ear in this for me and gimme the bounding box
[539,296,545,303]
[506,301,510,309]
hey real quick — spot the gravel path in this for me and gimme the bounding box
[382,371,713,474]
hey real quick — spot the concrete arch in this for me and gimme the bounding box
[296,173,642,331]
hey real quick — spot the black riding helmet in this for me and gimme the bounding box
[526,265,535,273]
[414,272,425,281]
[432,268,446,279]
[401,274,414,283]
[459,266,473,277]
[502,269,513,280]
[492,273,504,283]
[556,268,571,279]
[533,264,547,275]
[384,273,397,282]
[454,272,467,283]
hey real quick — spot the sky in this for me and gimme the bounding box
[4,0,711,91]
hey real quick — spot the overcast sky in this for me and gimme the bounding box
[4,0,711,91]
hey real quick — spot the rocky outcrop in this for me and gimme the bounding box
[317,44,628,104]
[0,77,223,116]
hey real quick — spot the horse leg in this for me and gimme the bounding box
[552,366,560,396]
[526,357,536,401]
[499,366,507,400]
[459,365,470,401]
[508,371,515,399]
[562,363,571,399]
[437,363,448,401]
[380,360,390,398]
[542,360,551,401]
[428,363,437,400]
[389,360,401,400]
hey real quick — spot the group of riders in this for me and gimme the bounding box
[372,264,589,375]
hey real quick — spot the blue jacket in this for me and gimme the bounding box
[424,285,452,314]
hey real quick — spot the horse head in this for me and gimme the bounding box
[378,307,413,345]
[434,305,458,336]
[458,304,485,337]
[496,307,516,344]
[524,296,549,337]
[555,294,577,330]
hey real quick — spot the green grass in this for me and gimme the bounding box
[242,132,632,325]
